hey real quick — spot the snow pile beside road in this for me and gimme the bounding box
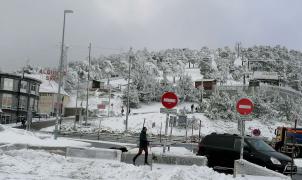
[0,149,284,180]
[0,125,90,147]
[295,159,302,167]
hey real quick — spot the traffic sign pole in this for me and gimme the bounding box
[236,98,253,160]
[240,118,245,160]
[161,92,178,153]
[163,113,169,153]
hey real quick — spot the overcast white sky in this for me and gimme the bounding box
[1,0,302,72]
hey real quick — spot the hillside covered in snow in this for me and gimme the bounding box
[19,45,302,127]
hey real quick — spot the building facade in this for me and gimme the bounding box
[0,73,41,124]
[24,73,70,117]
[39,92,69,116]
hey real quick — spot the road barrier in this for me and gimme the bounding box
[0,144,28,151]
[121,152,207,166]
[0,144,122,161]
[66,147,121,161]
[152,153,207,166]
[234,159,290,179]
[28,145,67,156]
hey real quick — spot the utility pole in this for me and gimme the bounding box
[125,47,133,132]
[108,78,111,117]
[73,76,80,130]
[85,43,91,126]
[108,85,111,117]
[54,10,73,139]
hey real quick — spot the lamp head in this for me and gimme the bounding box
[64,10,74,14]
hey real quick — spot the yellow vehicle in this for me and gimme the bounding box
[272,127,302,158]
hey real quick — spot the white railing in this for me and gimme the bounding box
[217,84,302,98]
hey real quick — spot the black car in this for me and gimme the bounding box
[197,133,297,175]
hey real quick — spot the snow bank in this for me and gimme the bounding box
[0,125,90,147]
[295,159,302,167]
[234,159,289,179]
[0,149,284,179]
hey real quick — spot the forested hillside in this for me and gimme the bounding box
[20,45,302,123]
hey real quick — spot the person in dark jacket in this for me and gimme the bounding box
[121,106,124,116]
[133,127,149,165]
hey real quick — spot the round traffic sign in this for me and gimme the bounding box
[252,128,261,136]
[236,98,254,115]
[161,92,178,109]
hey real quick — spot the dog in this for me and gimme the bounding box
[109,147,128,152]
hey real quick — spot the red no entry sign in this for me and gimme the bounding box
[236,98,254,115]
[161,92,178,109]
[252,128,261,136]
[97,104,106,109]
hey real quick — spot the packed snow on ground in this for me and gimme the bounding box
[0,149,285,180]
[0,125,90,147]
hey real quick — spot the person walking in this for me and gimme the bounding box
[21,118,25,129]
[133,127,149,165]
[191,104,194,113]
[121,106,124,116]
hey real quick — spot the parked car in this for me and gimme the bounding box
[197,133,297,175]
[34,113,50,118]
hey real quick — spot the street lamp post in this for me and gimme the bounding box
[85,43,92,126]
[54,10,73,140]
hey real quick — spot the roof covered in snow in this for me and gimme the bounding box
[157,68,204,82]
[252,71,279,80]
[25,74,69,96]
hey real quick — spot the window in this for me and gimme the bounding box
[1,113,11,124]
[34,99,38,111]
[19,96,27,110]
[234,138,248,152]
[29,98,34,110]
[11,96,17,110]
[246,139,275,152]
[20,81,28,93]
[205,135,234,149]
[2,94,13,109]
[3,78,14,91]
[36,85,39,94]
[18,115,25,123]
[31,84,36,94]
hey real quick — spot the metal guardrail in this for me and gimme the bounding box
[260,84,302,98]
[57,131,193,144]
[217,84,302,98]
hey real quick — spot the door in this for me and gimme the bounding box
[210,136,235,168]
[234,138,264,166]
